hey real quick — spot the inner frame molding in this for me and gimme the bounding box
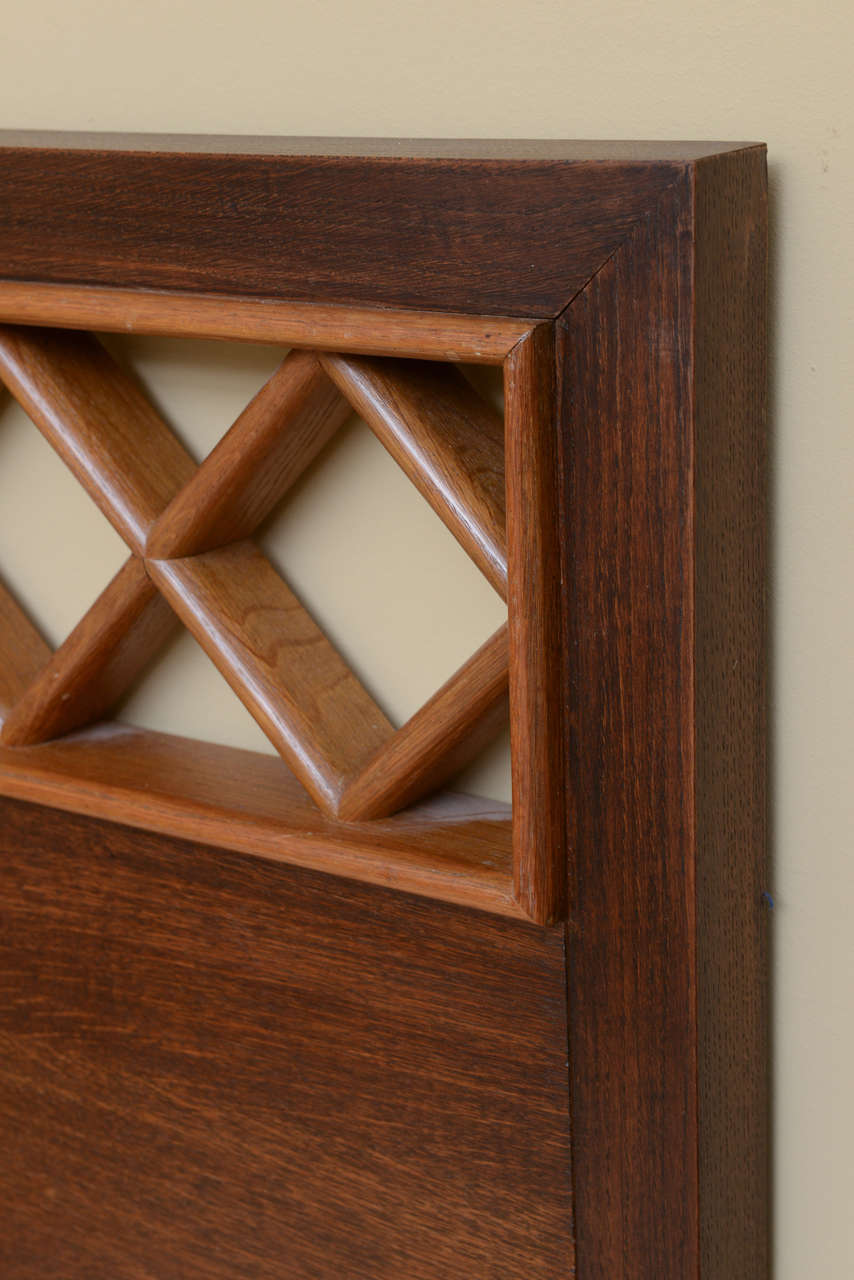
[0,134,767,1278]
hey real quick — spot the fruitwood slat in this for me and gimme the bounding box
[0,282,529,364]
[146,542,394,815]
[148,351,351,558]
[505,326,566,925]
[0,580,52,723]
[339,625,510,822]
[1,558,177,747]
[0,325,196,552]
[321,353,508,599]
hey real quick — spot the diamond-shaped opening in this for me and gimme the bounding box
[28,334,513,808]
[0,385,127,649]
[256,414,510,804]
[98,332,286,465]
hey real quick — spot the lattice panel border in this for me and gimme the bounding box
[0,299,563,925]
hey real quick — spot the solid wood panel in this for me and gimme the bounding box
[0,282,531,364]
[0,326,196,552]
[693,149,769,1279]
[0,139,711,315]
[339,625,510,821]
[147,543,394,815]
[505,327,566,926]
[0,579,51,722]
[0,795,572,1279]
[148,350,351,558]
[0,725,519,918]
[321,353,508,598]
[1,558,176,747]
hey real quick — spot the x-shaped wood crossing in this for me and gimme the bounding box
[0,325,509,821]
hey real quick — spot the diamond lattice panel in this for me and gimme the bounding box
[0,326,511,822]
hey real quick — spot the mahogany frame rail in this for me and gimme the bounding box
[0,135,767,1279]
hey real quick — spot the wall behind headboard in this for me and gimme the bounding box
[2,3,852,1274]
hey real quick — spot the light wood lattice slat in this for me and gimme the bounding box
[148,350,351,558]
[505,328,564,922]
[320,353,508,599]
[0,281,533,363]
[0,322,511,829]
[338,624,509,822]
[0,326,196,552]
[1,558,177,747]
[0,580,52,722]
[147,542,396,815]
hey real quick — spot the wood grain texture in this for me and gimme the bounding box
[0,137,769,1278]
[1,558,176,747]
[321,353,508,598]
[559,151,768,1278]
[0,326,196,552]
[0,282,531,363]
[0,579,51,722]
[0,725,519,917]
[560,177,699,1280]
[505,326,566,926]
[0,794,571,1278]
[148,350,351,558]
[693,149,769,1280]
[146,543,394,815]
[0,139,713,315]
[339,625,510,822]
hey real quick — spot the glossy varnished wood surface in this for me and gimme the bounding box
[505,327,565,925]
[320,353,508,599]
[0,725,519,917]
[148,351,351,558]
[338,625,510,822]
[0,313,513,837]
[0,135,752,316]
[147,543,394,815]
[0,795,572,1279]
[0,283,530,363]
[1,558,176,746]
[0,580,51,722]
[0,325,195,552]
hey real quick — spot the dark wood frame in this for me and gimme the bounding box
[0,135,767,1278]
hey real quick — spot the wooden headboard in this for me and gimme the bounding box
[0,135,768,1278]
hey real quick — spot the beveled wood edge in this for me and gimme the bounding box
[505,323,566,925]
[0,282,533,363]
[0,723,523,920]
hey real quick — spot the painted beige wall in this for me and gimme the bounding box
[2,1,852,1274]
